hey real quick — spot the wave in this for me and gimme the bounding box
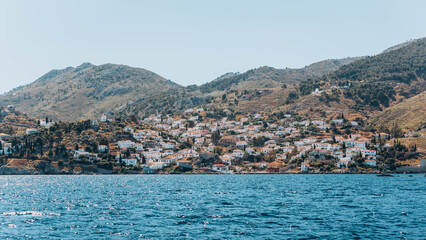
[2,211,61,216]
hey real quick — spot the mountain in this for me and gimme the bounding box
[115,57,363,118]
[118,37,425,119]
[0,63,182,121]
[2,38,424,122]
[319,37,425,85]
[198,57,363,93]
[114,88,209,118]
[369,91,426,131]
[205,38,426,120]
[382,39,419,53]
[291,37,426,112]
[211,72,240,82]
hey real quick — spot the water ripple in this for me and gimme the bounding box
[0,174,424,239]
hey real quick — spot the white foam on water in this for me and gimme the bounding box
[2,211,60,216]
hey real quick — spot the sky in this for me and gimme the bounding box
[0,0,425,93]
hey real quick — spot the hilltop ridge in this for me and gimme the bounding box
[0,38,424,123]
[0,63,182,121]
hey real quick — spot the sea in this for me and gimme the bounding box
[0,174,424,239]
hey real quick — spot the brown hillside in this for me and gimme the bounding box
[369,91,426,130]
[0,63,181,121]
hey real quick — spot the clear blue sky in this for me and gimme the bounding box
[1,0,425,93]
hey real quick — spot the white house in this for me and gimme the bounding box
[350,122,359,126]
[118,158,138,166]
[265,140,277,146]
[212,164,230,173]
[337,157,352,168]
[118,141,135,149]
[221,156,233,165]
[232,149,244,158]
[346,147,362,154]
[98,145,108,152]
[261,147,273,154]
[364,160,377,167]
[318,124,330,130]
[143,162,165,173]
[254,162,269,168]
[162,142,175,150]
[312,88,323,95]
[332,119,344,125]
[74,149,90,159]
[129,153,141,160]
[361,150,376,158]
[135,144,144,152]
[312,120,324,126]
[245,147,254,154]
[40,120,55,128]
[124,127,134,133]
[26,128,38,135]
[354,141,367,150]
[301,163,310,173]
[236,141,248,148]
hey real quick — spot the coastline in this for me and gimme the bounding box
[0,170,423,176]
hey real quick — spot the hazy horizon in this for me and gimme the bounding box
[1,0,426,93]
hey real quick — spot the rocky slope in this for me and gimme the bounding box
[0,63,182,121]
[369,91,426,131]
[117,57,363,118]
[284,37,426,115]
[198,38,426,122]
[2,38,424,122]
[198,57,363,93]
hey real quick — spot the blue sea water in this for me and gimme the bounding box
[0,174,424,239]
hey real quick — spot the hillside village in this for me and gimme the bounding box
[0,38,424,176]
[0,105,424,175]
